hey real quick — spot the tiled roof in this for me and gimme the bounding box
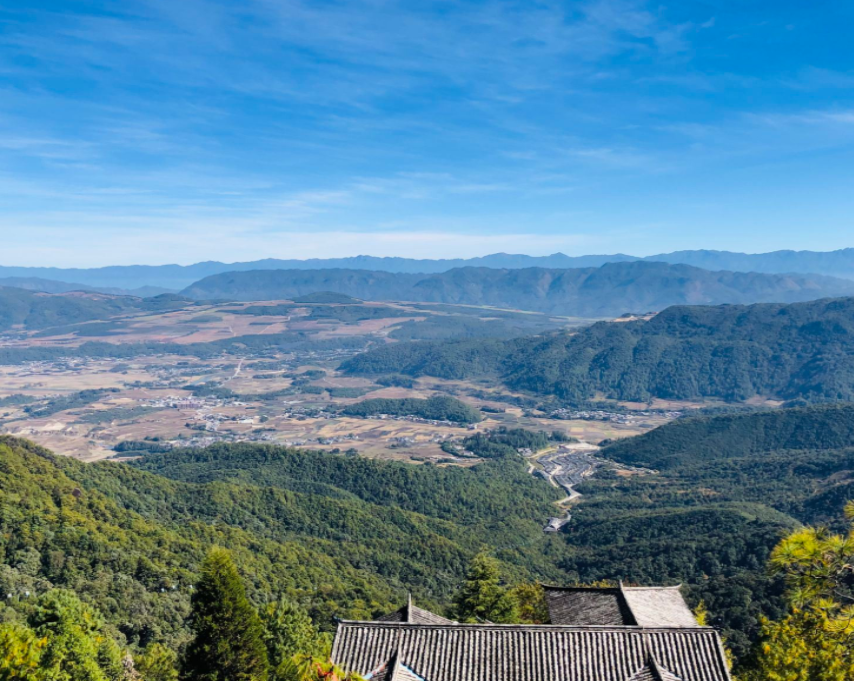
[628,657,684,681]
[366,650,426,681]
[544,587,635,626]
[622,588,699,628]
[544,585,698,628]
[332,622,731,681]
[375,595,454,625]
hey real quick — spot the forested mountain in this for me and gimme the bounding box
[181,262,854,316]
[595,403,854,530]
[5,248,854,291]
[563,403,854,656]
[342,297,854,404]
[0,287,191,332]
[0,435,564,647]
[601,403,854,472]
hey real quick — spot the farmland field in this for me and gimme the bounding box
[0,296,675,461]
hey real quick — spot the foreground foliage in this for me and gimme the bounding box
[744,502,854,680]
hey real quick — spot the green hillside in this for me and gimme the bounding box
[0,436,565,648]
[601,403,854,470]
[343,297,854,404]
[0,287,190,332]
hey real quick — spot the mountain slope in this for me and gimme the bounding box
[181,262,854,316]
[0,287,190,332]
[0,435,566,644]
[593,403,854,530]
[601,403,854,472]
[342,297,854,403]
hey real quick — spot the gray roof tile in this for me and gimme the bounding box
[544,585,698,628]
[332,622,731,681]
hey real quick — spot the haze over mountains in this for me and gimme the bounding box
[182,261,854,317]
[4,247,854,292]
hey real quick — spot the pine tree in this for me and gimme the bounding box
[134,644,178,681]
[0,622,46,681]
[260,599,329,676]
[31,590,112,681]
[452,553,519,624]
[745,500,854,679]
[184,549,269,681]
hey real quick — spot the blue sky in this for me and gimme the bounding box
[1,0,854,266]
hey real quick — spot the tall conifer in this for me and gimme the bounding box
[184,549,269,681]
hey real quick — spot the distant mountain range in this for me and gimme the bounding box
[181,261,854,317]
[3,247,854,291]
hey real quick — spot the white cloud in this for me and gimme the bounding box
[0,219,605,267]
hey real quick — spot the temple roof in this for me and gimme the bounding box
[544,584,698,628]
[375,595,454,626]
[332,622,730,681]
[365,649,427,681]
[627,657,684,681]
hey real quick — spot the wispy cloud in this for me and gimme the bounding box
[1,0,854,264]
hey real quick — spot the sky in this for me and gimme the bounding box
[1,0,854,267]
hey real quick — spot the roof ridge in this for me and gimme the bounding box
[337,620,715,632]
[618,581,640,626]
[541,584,683,592]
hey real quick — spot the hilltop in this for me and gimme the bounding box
[343,296,854,404]
[0,287,192,332]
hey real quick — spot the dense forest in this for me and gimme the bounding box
[339,396,482,423]
[343,296,854,403]
[180,262,854,316]
[0,435,566,647]
[131,404,854,660]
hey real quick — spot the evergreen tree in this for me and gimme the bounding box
[745,501,854,679]
[509,583,548,624]
[0,622,45,681]
[452,553,518,624]
[183,549,269,681]
[260,600,328,678]
[134,644,178,681]
[30,590,117,681]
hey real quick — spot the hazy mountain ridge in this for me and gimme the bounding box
[181,261,854,317]
[4,247,854,291]
[0,276,171,298]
